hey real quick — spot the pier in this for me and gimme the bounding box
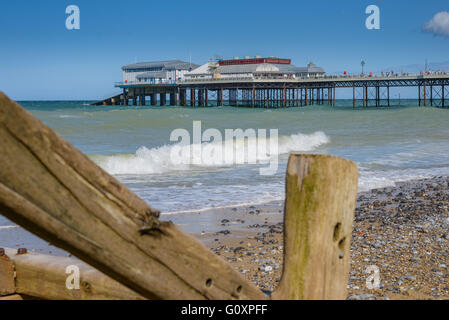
[114,74,449,108]
[106,57,449,108]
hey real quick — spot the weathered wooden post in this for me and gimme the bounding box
[0,249,16,299]
[272,154,358,300]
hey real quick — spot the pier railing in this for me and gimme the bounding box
[0,91,359,300]
[181,73,449,84]
[115,79,178,87]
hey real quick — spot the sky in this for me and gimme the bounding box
[0,0,448,100]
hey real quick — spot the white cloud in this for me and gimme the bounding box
[422,11,449,37]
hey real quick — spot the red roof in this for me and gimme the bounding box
[218,58,291,66]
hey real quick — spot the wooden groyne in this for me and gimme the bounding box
[0,91,358,300]
[0,248,144,300]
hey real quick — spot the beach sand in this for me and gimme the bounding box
[197,176,449,300]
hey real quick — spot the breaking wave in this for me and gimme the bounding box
[91,131,330,175]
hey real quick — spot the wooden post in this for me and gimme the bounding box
[0,92,265,301]
[0,251,15,296]
[272,154,358,300]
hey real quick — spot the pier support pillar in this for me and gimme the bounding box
[332,87,336,107]
[364,86,368,107]
[198,89,203,107]
[430,85,433,106]
[387,86,390,107]
[443,85,445,108]
[352,86,355,108]
[160,93,166,106]
[179,89,186,106]
[190,89,195,107]
[170,91,177,106]
[266,89,270,108]
[150,93,156,106]
[236,88,239,107]
[252,87,255,108]
[375,86,379,107]
[424,85,427,106]
[132,90,137,106]
[418,85,421,106]
[122,89,128,106]
[283,87,286,107]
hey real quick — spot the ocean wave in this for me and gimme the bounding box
[0,225,18,230]
[91,131,330,175]
[357,166,449,192]
[58,114,81,119]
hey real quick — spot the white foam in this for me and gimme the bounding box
[92,131,330,175]
[0,226,18,230]
[357,166,449,192]
[58,114,81,119]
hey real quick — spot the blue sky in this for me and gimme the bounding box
[0,0,448,100]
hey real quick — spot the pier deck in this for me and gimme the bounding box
[110,74,449,108]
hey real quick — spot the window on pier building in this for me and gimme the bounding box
[126,67,164,73]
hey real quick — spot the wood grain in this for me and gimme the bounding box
[272,154,358,300]
[4,248,144,300]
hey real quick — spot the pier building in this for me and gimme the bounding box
[185,57,325,80]
[122,60,199,84]
[93,56,449,108]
